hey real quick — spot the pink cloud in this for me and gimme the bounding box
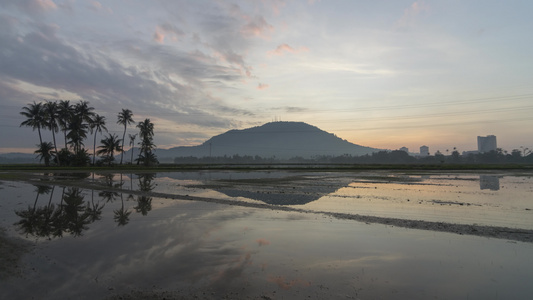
[396,1,429,28]
[153,31,165,43]
[256,238,270,246]
[241,15,274,39]
[261,0,286,15]
[9,0,57,15]
[153,23,185,43]
[257,83,269,90]
[267,43,309,56]
[88,1,112,14]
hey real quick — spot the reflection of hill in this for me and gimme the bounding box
[214,178,347,205]
[480,175,500,191]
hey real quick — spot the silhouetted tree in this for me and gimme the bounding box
[128,133,137,164]
[117,109,134,165]
[20,101,45,145]
[90,114,107,165]
[96,133,123,166]
[43,101,61,165]
[136,118,157,166]
[35,142,55,166]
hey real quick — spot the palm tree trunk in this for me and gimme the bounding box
[63,129,68,150]
[120,124,126,164]
[93,132,97,165]
[52,129,60,165]
[37,126,43,145]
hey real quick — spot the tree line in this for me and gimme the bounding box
[173,149,533,165]
[20,100,157,166]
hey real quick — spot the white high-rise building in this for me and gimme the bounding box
[477,135,497,153]
[420,145,429,157]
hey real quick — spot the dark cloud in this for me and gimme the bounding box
[0,13,256,146]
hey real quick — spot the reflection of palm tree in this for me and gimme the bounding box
[138,173,156,191]
[35,185,57,237]
[61,188,91,236]
[86,198,105,222]
[114,195,131,226]
[134,173,155,216]
[99,190,120,203]
[134,196,152,216]
[15,184,52,236]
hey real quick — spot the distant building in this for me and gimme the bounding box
[462,150,479,156]
[420,145,429,157]
[477,135,497,153]
[399,147,409,153]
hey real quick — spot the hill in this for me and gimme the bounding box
[154,121,380,162]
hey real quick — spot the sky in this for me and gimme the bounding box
[1,0,532,155]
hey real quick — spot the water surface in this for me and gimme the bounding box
[1,170,532,299]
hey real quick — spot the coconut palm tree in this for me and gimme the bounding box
[75,100,95,124]
[20,101,46,145]
[117,109,134,165]
[67,114,89,155]
[57,100,73,149]
[136,118,157,165]
[96,133,123,166]
[43,101,61,165]
[90,114,107,165]
[35,142,55,166]
[128,133,137,164]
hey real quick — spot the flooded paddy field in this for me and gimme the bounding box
[1,170,532,299]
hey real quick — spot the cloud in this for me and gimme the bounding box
[256,238,270,246]
[241,15,274,39]
[273,106,308,113]
[0,14,256,149]
[88,1,112,14]
[257,83,269,90]
[153,23,185,43]
[267,43,309,56]
[396,1,430,28]
[261,0,286,15]
[0,0,57,15]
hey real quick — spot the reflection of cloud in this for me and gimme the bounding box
[210,251,253,288]
[256,238,270,246]
[267,275,311,290]
[310,254,404,269]
[257,83,269,90]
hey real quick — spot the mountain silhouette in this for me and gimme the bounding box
[155,121,380,161]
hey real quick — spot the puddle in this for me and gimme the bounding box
[1,170,532,299]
